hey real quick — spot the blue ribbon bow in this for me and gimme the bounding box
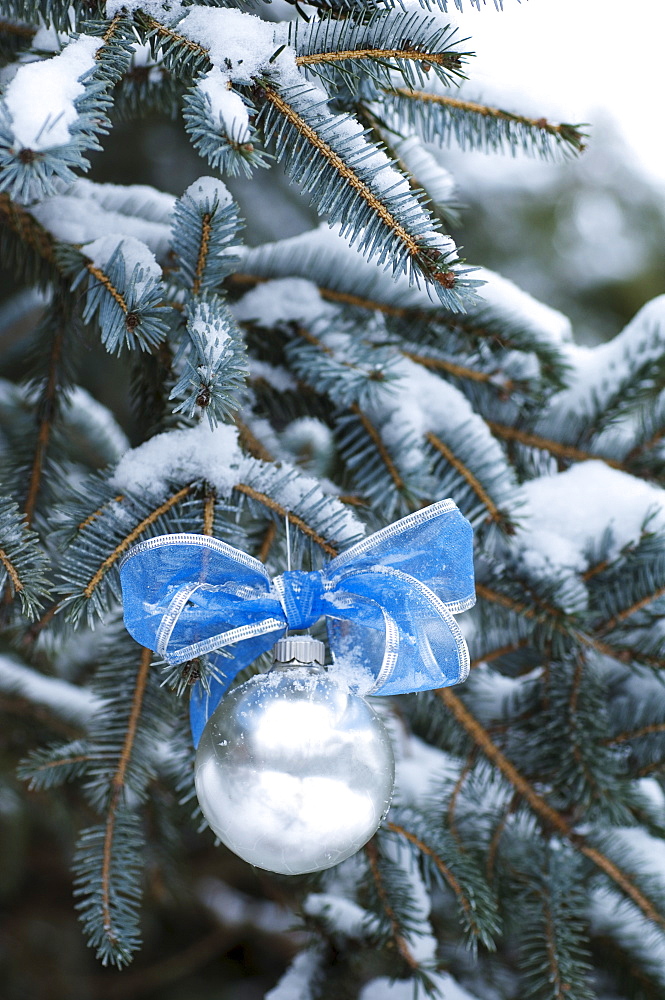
[120,499,475,745]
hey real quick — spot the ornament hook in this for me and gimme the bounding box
[285,514,292,572]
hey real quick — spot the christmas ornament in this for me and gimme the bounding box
[119,498,474,873]
[195,636,395,874]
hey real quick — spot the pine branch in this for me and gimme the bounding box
[438,688,665,931]
[387,817,499,950]
[403,347,505,387]
[384,87,587,158]
[74,638,176,967]
[58,484,192,623]
[426,431,505,527]
[351,403,405,491]
[487,420,628,472]
[259,84,468,305]
[235,416,276,463]
[18,739,93,790]
[292,9,469,92]
[364,839,419,971]
[0,496,50,617]
[0,192,60,286]
[234,483,339,557]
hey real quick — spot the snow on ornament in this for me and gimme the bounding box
[119,499,475,874]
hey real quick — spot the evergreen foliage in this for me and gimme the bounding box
[1,1,664,999]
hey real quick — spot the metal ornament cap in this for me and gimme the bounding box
[272,635,325,666]
[194,666,395,875]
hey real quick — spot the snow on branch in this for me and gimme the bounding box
[0,20,133,202]
[0,654,100,726]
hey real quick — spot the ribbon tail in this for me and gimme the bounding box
[189,628,283,747]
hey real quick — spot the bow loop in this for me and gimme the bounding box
[119,500,475,746]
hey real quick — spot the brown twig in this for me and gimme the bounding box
[438,688,665,930]
[101,647,152,947]
[365,839,419,970]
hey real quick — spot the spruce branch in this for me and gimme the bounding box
[334,403,422,517]
[292,9,470,91]
[202,489,215,537]
[138,13,209,73]
[21,297,81,526]
[0,653,98,727]
[228,272,421,320]
[235,415,276,464]
[283,320,399,409]
[0,191,60,285]
[447,749,476,843]
[438,688,665,932]
[0,496,50,617]
[0,18,134,201]
[18,739,93,790]
[68,241,170,354]
[487,420,628,473]
[183,80,269,178]
[387,817,500,950]
[364,839,420,972]
[426,431,509,529]
[257,520,278,564]
[78,484,191,594]
[517,851,595,1000]
[403,347,507,387]
[0,18,35,41]
[231,262,570,393]
[234,483,339,557]
[259,84,470,305]
[75,811,145,967]
[73,639,176,967]
[169,296,248,426]
[350,403,406,492]
[58,484,192,624]
[384,87,587,158]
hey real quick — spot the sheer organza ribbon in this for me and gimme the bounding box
[119,498,475,745]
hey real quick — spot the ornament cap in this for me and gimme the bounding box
[272,635,326,666]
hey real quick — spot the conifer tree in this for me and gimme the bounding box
[1,1,664,999]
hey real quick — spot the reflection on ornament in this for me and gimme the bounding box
[195,637,395,874]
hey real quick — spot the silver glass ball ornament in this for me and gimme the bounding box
[194,637,395,875]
